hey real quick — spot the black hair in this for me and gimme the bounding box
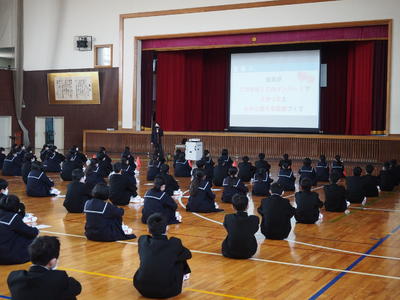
[177,152,186,162]
[85,158,98,176]
[23,152,35,162]
[390,159,397,167]
[329,172,340,184]
[72,169,84,181]
[383,161,391,170]
[181,138,187,144]
[190,169,205,196]
[31,161,44,172]
[29,236,60,266]
[232,194,248,211]
[0,178,8,190]
[153,176,165,192]
[320,154,326,162]
[124,146,130,152]
[226,167,238,187]
[196,159,205,169]
[335,154,341,162]
[303,157,312,166]
[147,213,167,235]
[203,149,210,157]
[0,195,22,213]
[300,177,312,192]
[242,156,250,163]
[270,183,284,195]
[283,153,289,160]
[221,149,228,156]
[160,164,169,174]
[113,162,122,173]
[353,166,362,176]
[366,164,374,174]
[0,147,5,152]
[92,183,109,200]
[258,153,265,160]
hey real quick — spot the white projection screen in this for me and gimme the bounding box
[229,50,321,132]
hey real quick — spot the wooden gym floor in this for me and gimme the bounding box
[1,159,400,299]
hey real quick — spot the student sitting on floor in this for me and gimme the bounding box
[324,172,348,212]
[84,183,136,241]
[0,178,8,200]
[121,146,136,168]
[278,153,292,169]
[331,154,345,178]
[96,149,113,178]
[142,177,180,225]
[147,154,163,181]
[21,150,36,184]
[252,168,273,197]
[158,164,179,196]
[43,145,65,173]
[63,169,92,213]
[316,154,330,182]
[2,147,22,176]
[222,194,259,259]
[222,167,248,203]
[255,153,271,173]
[362,164,379,197]
[26,161,55,197]
[277,162,295,191]
[0,147,5,170]
[346,167,365,204]
[213,157,229,187]
[85,158,105,191]
[298,157,317,186]
[39,144,49,162]
[202,149,215,183]
[174,152,192,178]
[191,159,206,180]
[390,159,400,186]
[0,194,39,264]
[133,213,191,299]
[219,148,233,168]
[60,147,83,181]
[258,183,295,240]
[379,161,395,191]
[109,162,138,206]
[187,170,223,213]
[238,156,256,183]
[295,178,323,224]
[7,236,82,300]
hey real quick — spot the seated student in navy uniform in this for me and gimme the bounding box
[39,144,49,162]
[174,152,192,178]
[331,154,345,178]
[222,194,259,259]
[26,161,55,197]
[147,154,163,181]
[238,156,256,182]
[121,146,136,168]
[84,183,136,241]
[0,194,39,264]
[60,147,83,181]
[277,162,296,191]
[278,153,292,169]
[7,236,82,300]
[298,157,317,186]
[121,157,137,186]
[213,157,229,187]
[389,159,400,186]
[258,183,295,240]
[219,148,233,168]
[0,147,5,170]
[361,164,379,197]
[316,154,330,182]
[133,213,191,299]
[158,164,179,196]
[173,149,182,168]
[21,151,36,184]
[85,158,105,191]
[142,177,180,224]
[2,148,22,176]
[295,178,323,224]
[187,170,223,213]
[346,167,365,203]
[43,145,65,173]
[191,159,206,180]
[96,151,112,178]
[202,149,215,183]
[109,162,138,206]
[222,167,248,203]
[255,153,271,173]
[379,161,395,191]
[324,172,348,212]
[0,178,8,199]
[63,169,92,213]
[252,168,273,196]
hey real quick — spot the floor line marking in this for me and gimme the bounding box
[41,230,400,281]
[0,296,11,299]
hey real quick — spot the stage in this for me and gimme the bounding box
[83,130,400,163]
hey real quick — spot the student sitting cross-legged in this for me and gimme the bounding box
[323,172,348,212]
[84,183,136,241]
[295,178,323,224]
[277,162,295,191]
[346,167,365,204]
[257,183,295,240]
[142,177,180,225]
[222,194,259,259]
[63,169,92,213]
[7,236,82,300]
[222,167,248,203]
[0,194,39,264]
[361,164,379,197]
[252,168,273,197]
[133,213,192,299]
[238,156,256,182]
[109,162,138,206]
[26,161,55,197]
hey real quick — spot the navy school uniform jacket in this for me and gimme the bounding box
[323,183,347,212]
[2,154,22,176]
[219,155,233,168]
[60,160,81,181]
[44,152,65,172]
[316,161,330,182]
[331,161,345,178]
[0,152,5,169]
[85,168,105,191]
[257,193,295,240]
[222,177,248,203]
[158,172,179,196]
[222,211,259,259]
[7,265,82,300]
[40,149,49,162]
[252,172,273,196]
[84,198,136,241]
[295,191,323,224]
[203,157,215,182]
[0,209,39,264]
[346,176,365,203]
[174,160,192,177]
[142,189,179,225]
[213,164,229,186]
[277,169,296,191]
[121,164,137,185]
[109,173,137,206]
[361,174,379,197]
[379,170,395,191]
[187,180,222,213]
[26,170,54,197]
[98,157,112,178]
[238,162,256,182]
[147,160,162,181]
[21,161,32,184]
[63,181,92,213]
[133,235,191,299]
[299,166,317,186]
[255,159,271,172]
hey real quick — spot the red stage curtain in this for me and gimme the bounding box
[140,51,154,129]
[345,42,374,135]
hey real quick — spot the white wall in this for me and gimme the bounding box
[23,0,400,133]
[0,0,16,48]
